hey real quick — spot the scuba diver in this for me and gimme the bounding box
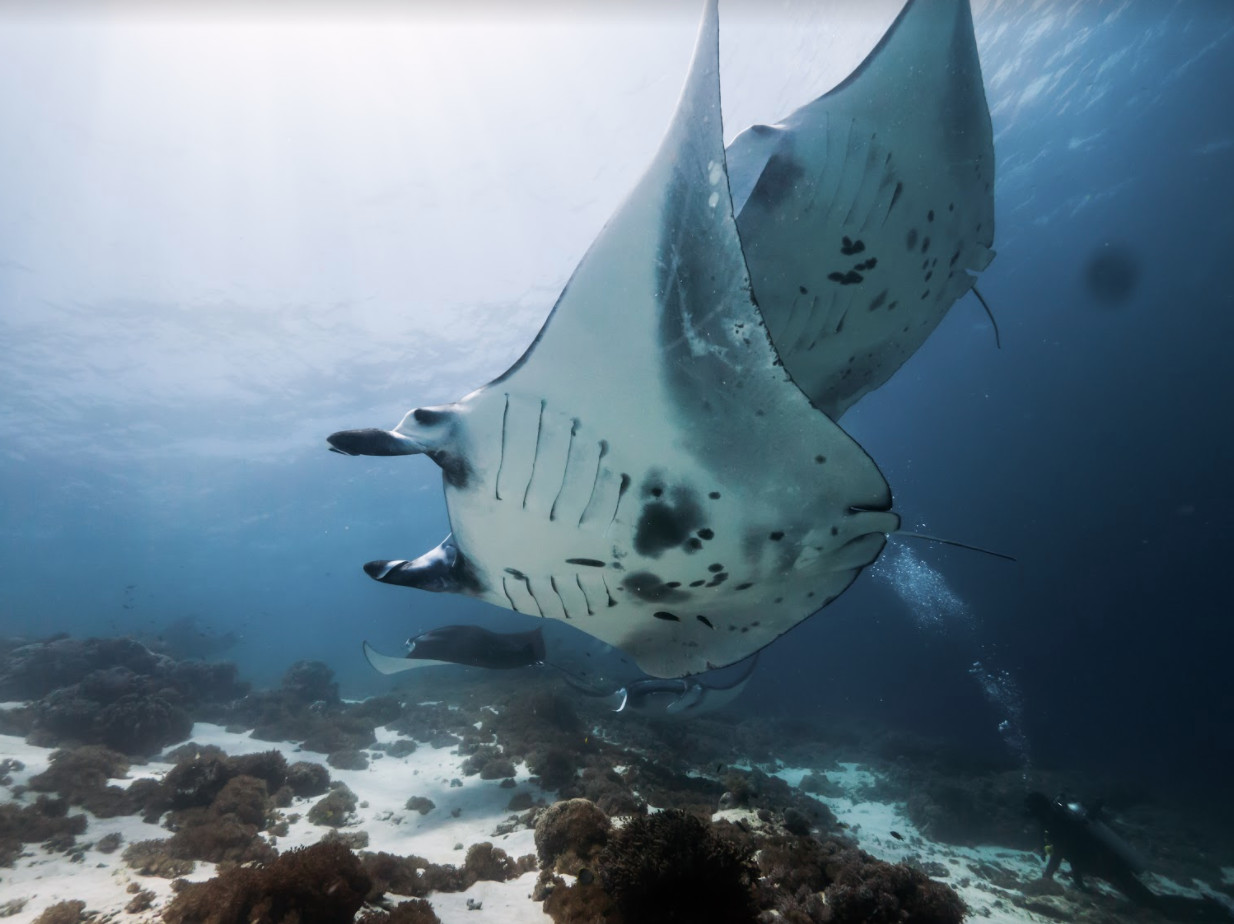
[1024,791,1234,921]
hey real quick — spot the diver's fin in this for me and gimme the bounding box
[895,531,1016,562]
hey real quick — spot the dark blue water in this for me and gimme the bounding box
[1,0,1231,806]
[743,0,1234,800]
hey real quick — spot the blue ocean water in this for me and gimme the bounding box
[1,0,1231,812]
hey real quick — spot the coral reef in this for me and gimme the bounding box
[460,743,516,780]
[359,843,531,903]
[902,769,1040,848]
[209,661,390,755]
[360,851,464,898]
[25,745,144,817]
[463,841,517,882]
[356,900,441,924]
[823,848,966,924]
[122,839,196,877]
[327,748,370,771]
[0,636,248,756]
[483,691,595,790]
[286,760,331,797]
[30,900,86,924]
[534,798,612,876]
[0,796,88,866]
[308,784,358,827]
[162,840,371,924]
[280,660,340,705]
[597,809,759,924]
[404,796,435,815]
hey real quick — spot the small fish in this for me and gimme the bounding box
[890,830,904,841]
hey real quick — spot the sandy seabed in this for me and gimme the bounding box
[3,717,1225,924]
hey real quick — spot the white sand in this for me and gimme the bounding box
[0,726,550,924]
[4,728,1223,924]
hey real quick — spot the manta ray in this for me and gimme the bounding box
[328,0,995,678]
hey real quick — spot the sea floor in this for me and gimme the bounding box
[1,642,1231,924]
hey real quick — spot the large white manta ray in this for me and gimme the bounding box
[328,0,995,678]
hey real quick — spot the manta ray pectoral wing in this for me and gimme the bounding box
[730,0,995,421]
[665,684,706,715]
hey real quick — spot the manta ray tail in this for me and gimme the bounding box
[971,285,1002,350]
[895,531,1016,562]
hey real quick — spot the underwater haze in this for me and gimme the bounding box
[2,0,1232,806]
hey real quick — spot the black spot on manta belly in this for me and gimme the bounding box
[566,558,605,568]
[840,236,866,256]
[907,228,918,250]
[633,483,705,557]
[708,491,721,500]
[622,571,688,603]
[653,611,680,622]
[697,528,714,540]
[696,614,714,628]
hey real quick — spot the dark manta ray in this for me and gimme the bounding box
[363,625,547,673]
[328,0,995,678]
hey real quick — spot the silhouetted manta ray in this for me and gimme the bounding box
[329,0,995,678]
[362,625,756,717]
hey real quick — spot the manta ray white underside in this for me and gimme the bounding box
[328,0,995,678]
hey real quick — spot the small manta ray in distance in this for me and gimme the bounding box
[329,0,997,678]
[362,625,758,718]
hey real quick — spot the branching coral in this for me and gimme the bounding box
[307,784,358,828]
[824,851,966,924]
[162,840,371,924]
[356,900,441,924]
[596,809,759,924]
[359,851,465,899]
[0,796,88,867]
[534,798,611,875]
[286,760,331,798]
[26,745,141,817]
